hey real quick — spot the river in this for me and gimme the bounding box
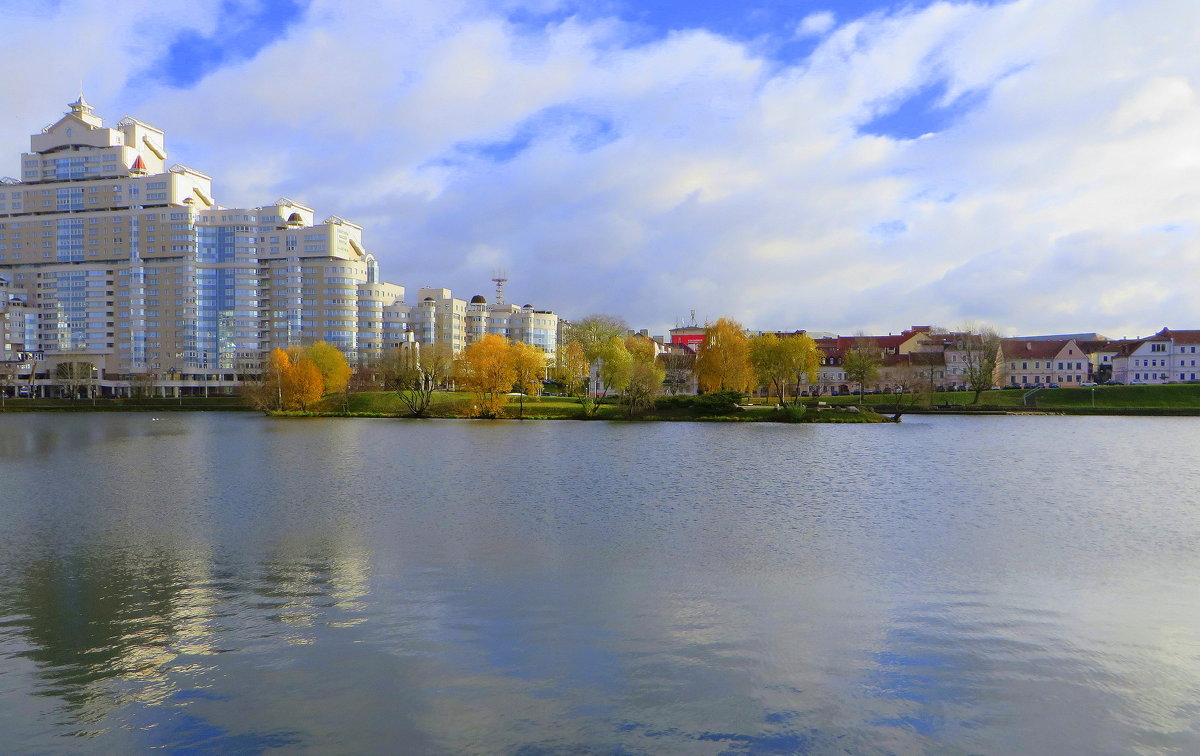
[1,413,1198,754]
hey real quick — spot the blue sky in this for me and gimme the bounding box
[1,0,1198,336]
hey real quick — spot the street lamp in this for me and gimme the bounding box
[167,367,180,405]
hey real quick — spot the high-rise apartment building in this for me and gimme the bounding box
[0,99,556,396]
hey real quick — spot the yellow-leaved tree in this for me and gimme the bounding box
[305,341,351,395]
[456,333,517,418]
[623,335,665,416]
[554,340,589,398]
[284,358,325,411]
[509,341,547,419]
[257,347,292,411]
[748,332,820,406]
[694,317,752,394]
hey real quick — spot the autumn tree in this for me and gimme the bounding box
[694,318,752,394]
[622,335,665,417]
[565,315,628,360]
[265,347,292,410]
[305,341,351,395]
[284,357,325,410]
[456,333,517,418]
[584,336,631,417]
[749,332,821,406]
[566,314,629,397]
[554,340,589,398]
[842,337,881,401]
[510,341,547,419]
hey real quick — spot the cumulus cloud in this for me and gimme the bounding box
[1,0,1198,337]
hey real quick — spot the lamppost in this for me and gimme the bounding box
[1091,387,1096,408]
[167,367,180,405]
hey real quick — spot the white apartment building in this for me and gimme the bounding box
[0,99,554,395]
[1111,329,1200,384]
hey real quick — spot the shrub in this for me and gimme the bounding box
[653,390,743,415]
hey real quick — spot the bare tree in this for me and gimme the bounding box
[129,371,160,399]
[956,327,1003,404]
[842,337,881,402]
[55,361,94,402]
[0,361,18,407]
[659,352,695,395]
[384,343,455,417]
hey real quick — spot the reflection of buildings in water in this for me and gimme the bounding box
[0,546,220,725]
[0,514,374,739]
[251,534,373,644]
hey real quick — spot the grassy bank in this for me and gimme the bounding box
[281,391,891,423]
[787,384,1200,412]
[0,396,251,412]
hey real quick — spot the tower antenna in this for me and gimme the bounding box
[491,269,508,307]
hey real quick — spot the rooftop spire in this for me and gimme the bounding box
[68,93,94,116]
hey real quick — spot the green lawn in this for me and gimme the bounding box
[318,391,886,421]
[1037,384,1200,408]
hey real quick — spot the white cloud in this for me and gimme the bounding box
[796,11,836,38]
[2,0,1199,338]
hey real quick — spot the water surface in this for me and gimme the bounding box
[1,413,1198,754]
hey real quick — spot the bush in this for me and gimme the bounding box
[653,390,743,415]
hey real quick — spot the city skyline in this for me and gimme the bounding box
[1,0,1197,336]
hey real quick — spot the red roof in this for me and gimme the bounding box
[1155,328,1200,345]
[131,155,146,172]
[1000,339,1068,360]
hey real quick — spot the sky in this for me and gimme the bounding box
[1,0,1197,337]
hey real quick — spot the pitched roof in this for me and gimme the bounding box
[1155,328,1200,345]
[1000,339,1067,360]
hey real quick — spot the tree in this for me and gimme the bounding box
[694,318,752,394]
[305,341,352,395]
[842,338,881,401]
[554,340,589,398]
[261,347,292,410]
[565,315,628,361]
[285,358,324,411]
[129,371,160,399]
[883,357,933,420]
[658,352,695,395]
[749,332,821,406]
[383,342,455,417]
[510,341,547,419]
[0,360,19,407]
[456,333,517,418]
[55,361,94,402]
[957,327,1004,404]
[587,336,631,416]
[622,335,664,417]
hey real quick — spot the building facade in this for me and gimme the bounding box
[0,99,554,396]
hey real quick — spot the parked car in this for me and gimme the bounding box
[1080,381,1097,386]
[1047,383,1060,388]
[1130,380,1147,385]
[1104,380,1124,385]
